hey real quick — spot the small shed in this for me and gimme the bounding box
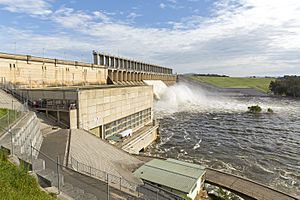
[134,158,206,200]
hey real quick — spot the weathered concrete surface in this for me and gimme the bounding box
[0,52,107,87]
[121,124,159,154]
[69,129,144,184]
[39,129,137,200]
[0,89,22,109]
[205,168,298,200]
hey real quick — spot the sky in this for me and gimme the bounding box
[0,0,299,76]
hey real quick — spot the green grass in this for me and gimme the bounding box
[0,108,20,134]
[190,76,275,93]
[0,150,55,200]
[0,108,9,118]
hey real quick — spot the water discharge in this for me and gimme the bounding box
[146,81,300,197]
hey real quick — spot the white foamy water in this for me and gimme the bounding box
[153,82,300,116]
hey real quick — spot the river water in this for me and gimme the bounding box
[145,82,300,197]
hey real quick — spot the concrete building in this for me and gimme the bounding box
[13,84,158,153]
[0,51,176,153]
[134,158,206,200]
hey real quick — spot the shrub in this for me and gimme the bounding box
[248,105,262,113]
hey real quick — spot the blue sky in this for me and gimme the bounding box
[0,0,299,76]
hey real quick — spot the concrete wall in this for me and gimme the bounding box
[0,112,43,159]
[93,51,173,74]
[77,85,153,138]
[16,89,77,102]
[122,124,158,154]
[108,69,177,85]
[0,52,107,87]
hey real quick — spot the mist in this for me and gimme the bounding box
[150,81,298,116]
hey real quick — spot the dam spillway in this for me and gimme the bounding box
[145,79,300,198]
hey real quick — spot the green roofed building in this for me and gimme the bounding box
[134,158,206,200]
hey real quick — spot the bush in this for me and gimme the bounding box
[269,76,300,97]
[248,105,262,113]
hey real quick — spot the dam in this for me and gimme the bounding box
[0,51,298,200]
[0,51,176,154]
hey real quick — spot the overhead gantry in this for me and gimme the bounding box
[93,51,177,85]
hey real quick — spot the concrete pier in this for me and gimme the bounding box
[93,51,177,85]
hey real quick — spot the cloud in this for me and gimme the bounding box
[126,12,141,23]
[0,0,300,76]
[159,3,166,9]
[0,0,52,15]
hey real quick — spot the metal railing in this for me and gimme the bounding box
[69,156,185,200]
[69,156,138,193]
[0,101,28,137]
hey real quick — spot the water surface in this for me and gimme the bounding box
[145,83,300,197]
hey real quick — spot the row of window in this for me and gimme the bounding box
[104,108,152,138]
[9,63,16,69]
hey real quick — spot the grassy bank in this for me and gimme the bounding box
[190,76,274,93]
[0,108,20,134]
[0,108,8,118]
[0,151,55,200]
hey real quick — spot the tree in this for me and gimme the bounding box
[269,76,300,97]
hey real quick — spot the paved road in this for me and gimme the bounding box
[39,129,137,200]
[205,168,299,200]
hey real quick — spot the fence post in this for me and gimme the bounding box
[76,158,78,171]
[107,174,109,200]
[120,177,122,190]
[57,155,60,193]
[89,166,91,175]
[10,129,13,155]
[8,111,10,129]
[12,99,14,122]
[30,142,33,171]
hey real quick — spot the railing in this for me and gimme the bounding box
[69,156,138,192]
[0,100,28,137]
[69,156,185,200]
[0,83,76,111]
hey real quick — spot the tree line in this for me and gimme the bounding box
[269,76,300,97]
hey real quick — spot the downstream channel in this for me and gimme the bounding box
[145,81,300,197]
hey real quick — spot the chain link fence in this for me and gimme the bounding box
[69,156,185,200]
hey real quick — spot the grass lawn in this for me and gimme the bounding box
[190,76,274,93]
[0,108,9,118]
[0,151,55,200]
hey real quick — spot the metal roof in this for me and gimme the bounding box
[134,158,205,193]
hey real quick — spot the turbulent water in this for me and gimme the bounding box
[145,82,300,197]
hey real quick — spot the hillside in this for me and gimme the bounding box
[190,76,274,93]
[0,151,55,200]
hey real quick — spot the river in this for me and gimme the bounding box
[144,81,300,197]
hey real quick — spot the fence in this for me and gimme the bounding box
[0,101,28,137]
[69,156,138,193]
[69,156,185,200]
